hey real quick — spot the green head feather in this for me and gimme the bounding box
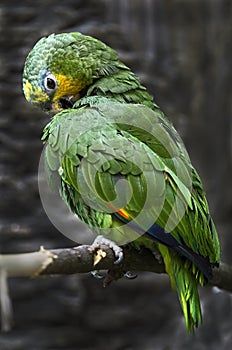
[23,32,119,112]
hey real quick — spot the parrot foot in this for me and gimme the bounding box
[91,235,123,264]
[152,250,163,264]
[91,270,105,279]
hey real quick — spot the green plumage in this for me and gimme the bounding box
[23,32,220,332]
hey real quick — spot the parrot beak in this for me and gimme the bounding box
[42,100,62,115]
[44,95,75,115]
[52,93,80,111]
[59,96,75,109]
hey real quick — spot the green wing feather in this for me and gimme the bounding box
[43,98,220,331]
[43,97,220,257]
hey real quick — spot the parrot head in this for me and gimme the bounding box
[23,32,119,114]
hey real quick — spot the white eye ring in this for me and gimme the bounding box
[43,73,57,92]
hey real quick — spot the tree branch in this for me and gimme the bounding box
[0,244,231,292]
[0,243,231,331]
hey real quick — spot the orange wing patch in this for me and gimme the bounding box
[107,203,131,220]
[117,208,131,219]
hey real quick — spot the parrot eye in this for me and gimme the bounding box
[43,73,57,93]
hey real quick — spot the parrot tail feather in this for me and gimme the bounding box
[175,265,202,332]
[158,244,202,332]
[144,222,215,282]
[113,212,214,282]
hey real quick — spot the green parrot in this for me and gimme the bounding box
[22,32,220,332]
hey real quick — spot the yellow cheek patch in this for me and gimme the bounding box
[23,80,33,101]
[34,89,50,103]
[53,74,86,102]
[23,80,49,104]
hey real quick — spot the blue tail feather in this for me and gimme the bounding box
[113,213,213,281]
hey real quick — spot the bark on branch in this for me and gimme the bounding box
[0,244,231,292]
[0,244,231,331]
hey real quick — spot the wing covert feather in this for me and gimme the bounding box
[43,99,219,262]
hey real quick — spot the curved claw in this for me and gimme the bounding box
[124,271,138,279]
[91,235,124,265]
[114,250,124,264]
[91,270,105,279]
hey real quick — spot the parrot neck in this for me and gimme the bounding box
[85,68,155,109]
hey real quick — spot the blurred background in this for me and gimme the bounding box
[0,0,232,349]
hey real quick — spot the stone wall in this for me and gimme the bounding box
[0,1,231,349]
